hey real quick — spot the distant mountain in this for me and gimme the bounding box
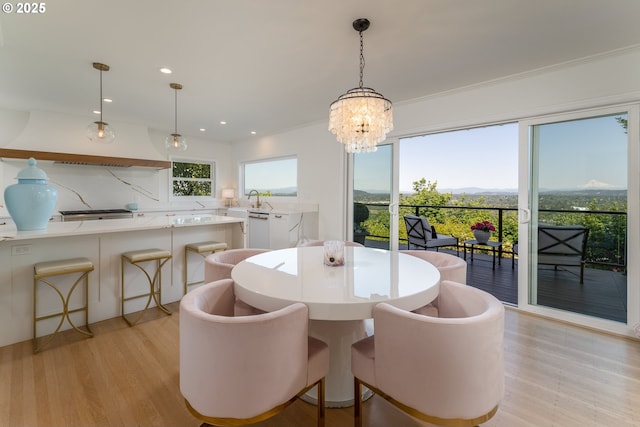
[253,187,297,196]
[398,187,517,195]
[358,187,626,199]
[356,189,392,194]
[440,187,518,195]
[539,188,627,196]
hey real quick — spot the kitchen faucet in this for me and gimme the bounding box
[247,189,261,208]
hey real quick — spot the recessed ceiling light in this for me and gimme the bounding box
[92,110,101,115]
[220,121,227,125]
[199,128,206,132]
[103,98,112,103]
[251,131,257,135]
[159,67,172,74]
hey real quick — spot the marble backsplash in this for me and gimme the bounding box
[0,158,223,219]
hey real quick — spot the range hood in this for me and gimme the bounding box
[0,110,171,169]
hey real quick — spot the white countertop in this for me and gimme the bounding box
[0,213,244,241]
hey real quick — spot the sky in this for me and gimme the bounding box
[354,114,628,194]
[536,114,627,190]
[355,123,519,193]
[243,157,297,193]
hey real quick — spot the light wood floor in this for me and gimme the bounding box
[1,303,639,427]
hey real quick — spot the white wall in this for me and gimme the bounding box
[232,122,346,239]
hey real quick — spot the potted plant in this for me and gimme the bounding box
[353,203,370,244]
[471,220,496,244]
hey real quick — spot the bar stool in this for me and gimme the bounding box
[183,241,228,294]
[33,257,94,353]
[121,248,172,326]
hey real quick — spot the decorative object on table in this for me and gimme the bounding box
[4,157,58,231]
[471,220,496,244]
[87,62,116,144]
[166,82,187,151]
[323,240,345,266]
[328,18,393,153]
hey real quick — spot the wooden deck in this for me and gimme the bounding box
[365,240,628,323]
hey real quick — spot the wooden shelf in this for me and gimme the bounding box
[0,148,171,169]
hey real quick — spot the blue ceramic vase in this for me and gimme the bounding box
[4,157,58,230]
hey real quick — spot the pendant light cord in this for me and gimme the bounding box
[99,69,104,122]
[174,88,178,134]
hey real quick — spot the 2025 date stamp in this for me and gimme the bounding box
[2,2,47,13]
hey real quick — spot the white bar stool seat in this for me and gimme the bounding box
[184,241,228,294]
[33,257,94,353]
[121,248,172,326]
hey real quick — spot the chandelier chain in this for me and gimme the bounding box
[359,30,365,88]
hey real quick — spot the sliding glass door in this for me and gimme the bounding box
[524,108,631,323]
[350,143,396,249]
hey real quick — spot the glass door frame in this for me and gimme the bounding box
[347,138,401,250]
[518,103,640,335]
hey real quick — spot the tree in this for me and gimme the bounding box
[400,179,452,223]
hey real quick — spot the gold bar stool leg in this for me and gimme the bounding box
[183,241,227,294]
[121,248,172,327]
[33,257,94,353]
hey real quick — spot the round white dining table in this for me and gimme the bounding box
[231,246,441,407]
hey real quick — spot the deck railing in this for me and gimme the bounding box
[357,203,627,270]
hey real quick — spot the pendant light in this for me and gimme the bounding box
[328,18,393,153]
[87,62,116,143]
[166,83,187,152]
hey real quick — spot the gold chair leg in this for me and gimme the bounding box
[317,378,325,427]
[354,377,362,427]
[33,270,93,353]
[122,257,171,326]
[183,247,189,295]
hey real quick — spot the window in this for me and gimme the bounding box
[171,159,215,198]
[242,156,297,196]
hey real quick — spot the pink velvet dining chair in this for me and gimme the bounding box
[203,248,270,315]
[299,239,364,247]
[401,250,467,316]
[401,250,467,284]
[180,278,330,427]
[351,280,505,427]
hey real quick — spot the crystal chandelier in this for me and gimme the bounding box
[87,62,116,144]
[329,18,393,153]
[166,82,187,152]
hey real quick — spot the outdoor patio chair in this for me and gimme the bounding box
[404,215,459,255]
[537,225,589,284]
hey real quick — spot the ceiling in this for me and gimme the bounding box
[1,0,640,143]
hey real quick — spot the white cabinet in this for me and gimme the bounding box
[269,212,302,249]
[227,208,313,250]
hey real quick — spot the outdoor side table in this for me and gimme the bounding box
[463,240,503,270]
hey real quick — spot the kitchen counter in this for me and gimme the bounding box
[0,213,243,241]
[0,213,245,347]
